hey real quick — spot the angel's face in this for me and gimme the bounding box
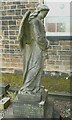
[38,10,48,20]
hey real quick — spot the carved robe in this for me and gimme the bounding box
[20,17,48,93]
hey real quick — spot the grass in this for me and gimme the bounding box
[42,75,71,93]
[1,73,23,89]
[0,73,71,93]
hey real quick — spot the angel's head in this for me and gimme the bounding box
[36,4,49,20]
[29,4,49,21]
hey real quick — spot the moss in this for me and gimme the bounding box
[1,73,71,93]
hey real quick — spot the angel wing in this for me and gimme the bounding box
[18,10,31,50]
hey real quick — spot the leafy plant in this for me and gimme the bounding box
[7,91,17,101]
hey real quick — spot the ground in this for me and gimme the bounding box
[0,73,71,119]
[54,99,71,119]
[1,73,71,93]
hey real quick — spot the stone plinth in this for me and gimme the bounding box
[4,89,60,119]
[13,98,44,118]
[12,88,48,118]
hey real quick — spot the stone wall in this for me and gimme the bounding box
[44,40,72,73]
[1,1,72,73]
[1,1,39,73]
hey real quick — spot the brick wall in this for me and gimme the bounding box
[1,1,39,73]
[44,40,72,73]
[1,1,72,73]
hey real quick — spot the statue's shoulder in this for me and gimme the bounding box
[29,18,40,26]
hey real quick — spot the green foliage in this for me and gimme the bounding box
[7,91,17,101]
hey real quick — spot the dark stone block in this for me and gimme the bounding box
[7,2,13,5]
[13,16,22,20]
[15,31,19,35]
[17,5,25,9]
[3,35,9,39]
[5,45,9,48]
[2,2,6,5]
[4,31,9,35]
[59,50,72,55]
[2,16,12,20]
[0,83,10,95]
[4,6,10,10]
[7,10,14,15]
[10,36,17,40]
[49,40,59,45]
[13,2,20,4]
[11,5,16,9]
[0,94,4,100]
[2,40,9,44]
[9,26,19,30]
[2,26,8,30]
[9,31,15,35]
[9,21,16,25]
[2,11,6,16]
[9,50,14,53]
[15,10,21,15]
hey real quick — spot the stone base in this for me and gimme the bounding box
[4,88,60,119]
[4,98,60,119]
[13,99,44,118]
[12,88,48,118]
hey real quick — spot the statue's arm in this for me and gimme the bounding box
[33,20,49,51]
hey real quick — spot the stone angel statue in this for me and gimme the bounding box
[18,4,50,94]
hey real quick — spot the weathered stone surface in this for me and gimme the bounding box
[12,89,48,118]
[17,93,41,103]
[45,98,54,118]
[17,87,45,103]
[4,91,60,119]
[4,100,60,119]
[0,97,10,110]
[13,101,44,118]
